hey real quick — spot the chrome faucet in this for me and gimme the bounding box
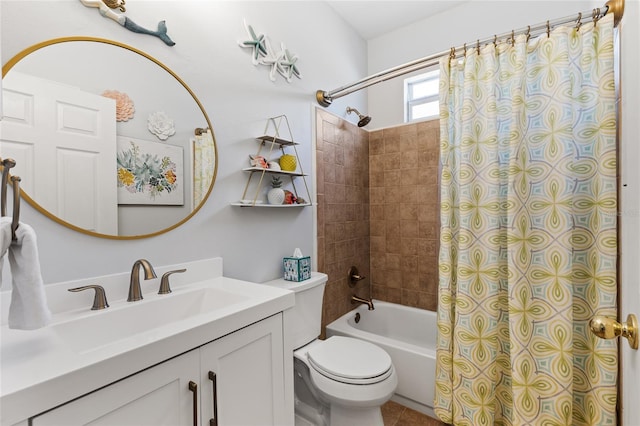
[127,259,157,302]
[351,295,374,310]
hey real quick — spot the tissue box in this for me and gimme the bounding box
[283,256,311,282]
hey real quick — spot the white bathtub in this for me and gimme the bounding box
[326,300,437,417]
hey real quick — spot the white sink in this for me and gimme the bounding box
[52,286,248,354]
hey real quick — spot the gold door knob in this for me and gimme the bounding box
[590,314,638,350]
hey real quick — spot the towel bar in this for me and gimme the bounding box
[1,157,21,241]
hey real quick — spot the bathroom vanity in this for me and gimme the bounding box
[0,258,295,426]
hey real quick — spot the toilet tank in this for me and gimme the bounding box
[263,272,327,349]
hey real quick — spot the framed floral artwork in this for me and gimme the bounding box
[116,136,184,205]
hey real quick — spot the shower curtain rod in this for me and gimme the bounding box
[315,0,625,107]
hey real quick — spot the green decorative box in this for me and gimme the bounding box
[283,256,311,282]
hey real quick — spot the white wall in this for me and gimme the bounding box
[367,0,604,130]
[1,0,367,285]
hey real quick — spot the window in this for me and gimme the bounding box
[404,69,439,122]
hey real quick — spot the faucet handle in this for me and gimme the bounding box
[159,268,187,295]
[348,266,366,287]
[68,285,109,310]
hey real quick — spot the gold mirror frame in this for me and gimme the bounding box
[2,37,218,240]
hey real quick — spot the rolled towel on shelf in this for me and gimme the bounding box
[7,221,51,330]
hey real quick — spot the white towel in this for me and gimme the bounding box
[7,221,51,330]
[0,217,12,288]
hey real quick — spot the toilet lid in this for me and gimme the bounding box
[307,336,393,384]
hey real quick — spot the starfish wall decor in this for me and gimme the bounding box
[238,20,302,83]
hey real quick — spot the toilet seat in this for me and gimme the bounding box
[307,336,393,385]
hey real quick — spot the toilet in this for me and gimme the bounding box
[266,272,397,426]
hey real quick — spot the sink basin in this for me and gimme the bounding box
[52,286,248,354]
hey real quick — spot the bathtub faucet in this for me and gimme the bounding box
[351,295,374,310]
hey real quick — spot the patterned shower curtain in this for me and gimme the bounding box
[435,14,617,426]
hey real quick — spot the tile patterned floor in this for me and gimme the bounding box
[382,401,447,426]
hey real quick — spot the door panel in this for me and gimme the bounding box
[1,71,118,234]
[619,2,640,424]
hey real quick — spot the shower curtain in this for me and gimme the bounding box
[435,14,617,426]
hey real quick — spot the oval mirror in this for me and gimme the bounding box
[1,37,217,239]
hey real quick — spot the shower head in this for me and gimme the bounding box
[346,107,371,128]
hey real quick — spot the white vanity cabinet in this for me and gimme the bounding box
[200,313,286,426]
[1,259,296,426]
[32,350,200,426]
[30,314,287,426]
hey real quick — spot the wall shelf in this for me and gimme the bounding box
[230,202,311,208]
[232,115,311,208]
[241,167,307,177]
[255,135,299,146]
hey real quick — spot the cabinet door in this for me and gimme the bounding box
[200,314,286,426]
[32,350,200,426]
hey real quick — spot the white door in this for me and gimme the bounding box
[618,3,640,424]
[1,71,117,234]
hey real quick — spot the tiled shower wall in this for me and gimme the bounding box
[369,120,440,311]
[316,109,440,328]
[316,109,371,330]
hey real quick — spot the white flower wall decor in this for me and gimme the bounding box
[147,111,176,141]
[238,20,301,83]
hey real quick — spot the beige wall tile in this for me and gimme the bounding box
[370,134,385,155]
[383,152,403,170]
[371,171,385,187]
[370,204,384,220]
[317,110,440,331]
[385,170,402,187]
[316,109,372,329]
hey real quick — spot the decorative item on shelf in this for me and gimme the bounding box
[147,111,176,141]
[101,89,134,121]
[267,160,281,171]
[284,190,297,205]
[267,176,285,205]
[279,154,297,172]
[283,248,311,282]
[250,155,268,168]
